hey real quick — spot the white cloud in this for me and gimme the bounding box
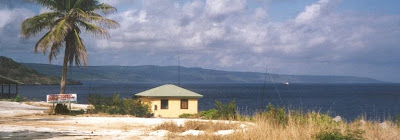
[99,0,134,7]
[295,0,339,24]
[39,7,51,13]
[0,10,13,28]
[1,0,400,82]
[0,8,32,29]
[94,0,399,71]
[205,0,247,17]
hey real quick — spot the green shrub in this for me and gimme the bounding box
[215,100,236,120]
[200,109,220,119]
[395,114,400,126]
[262,103,288,125]
[307,112,337,127]
[87,94,150,117]
[315,129,364,140]
[199,100,237,120]
[14,95,21,102]
[70,109,85,116]
[179,113,199,118]
[237,115,254,121]
[54,104,70,115]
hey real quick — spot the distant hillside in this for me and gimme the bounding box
[21,63,384,84]
[0,56,81,85]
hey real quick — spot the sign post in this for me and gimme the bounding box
[47,94,77,114]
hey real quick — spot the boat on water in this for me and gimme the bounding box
[284,82,289,85]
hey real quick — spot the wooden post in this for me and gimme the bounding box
[52,102,55,115]
[16,84,18,94]
[69,101,72,114]
[8,84,10,98]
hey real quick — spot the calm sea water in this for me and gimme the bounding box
[16,83,400,120]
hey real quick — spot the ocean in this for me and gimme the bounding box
[16,83,400,120]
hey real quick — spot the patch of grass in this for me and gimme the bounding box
[179,113,199,118]
[0,95,28,102]
[166,111,400,140]
[185,121,238,132]
[154,121,184,132]
[395,114,400,126]
[315,129,364,140]
[177,133,227,140]
[70,109,85,116]
[153,121,239,133]
[261,103,288,126]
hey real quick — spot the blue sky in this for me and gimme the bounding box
[0,0,399,82]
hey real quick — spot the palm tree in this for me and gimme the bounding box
[21,0,119,94]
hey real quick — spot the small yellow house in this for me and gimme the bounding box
[135,84,203,118]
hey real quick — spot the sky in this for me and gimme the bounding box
[0,0,399,82]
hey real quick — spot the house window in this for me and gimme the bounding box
[161,99,168,109]
[181,99,188,109]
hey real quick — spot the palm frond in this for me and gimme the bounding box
[34,18,71,55]
[21,12,63,38]
[94,3,117,14]
[76,20,110,38]
[73,0,98,11]
[34,31,52,53]
[51,18,72,43]
[65,28,87,67]
[33,0,58,10]
[85,12,120,28]
[34,0,68,12]
[48,41,63,63]
[73,29,87,67]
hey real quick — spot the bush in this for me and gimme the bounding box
[179,113,199,118]
[54,104,70,115]
[395,114,400,126]
[200,109,220,119]
[87,94,151,117]
[307,112,337,127]
[315,129,364,140]
[199,100,236,120]
[262,103,288,125]
[215,100,236,120]
[14,95,21,102]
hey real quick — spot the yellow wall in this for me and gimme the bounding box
[141,97,198,118]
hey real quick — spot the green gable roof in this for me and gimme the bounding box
[135,84,203,98]
[0,75,23,84]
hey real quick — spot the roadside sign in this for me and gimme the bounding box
[46,94,77,103]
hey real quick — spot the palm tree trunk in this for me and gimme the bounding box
[60,45,68,94]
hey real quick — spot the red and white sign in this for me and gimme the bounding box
[47,94,77,103]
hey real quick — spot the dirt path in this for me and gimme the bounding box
[0,115,169,139]
[0,101,250,140]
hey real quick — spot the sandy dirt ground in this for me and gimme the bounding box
[0,101,249,140]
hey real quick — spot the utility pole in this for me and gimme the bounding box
[261,66,268,109]
[178,53,181,86]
